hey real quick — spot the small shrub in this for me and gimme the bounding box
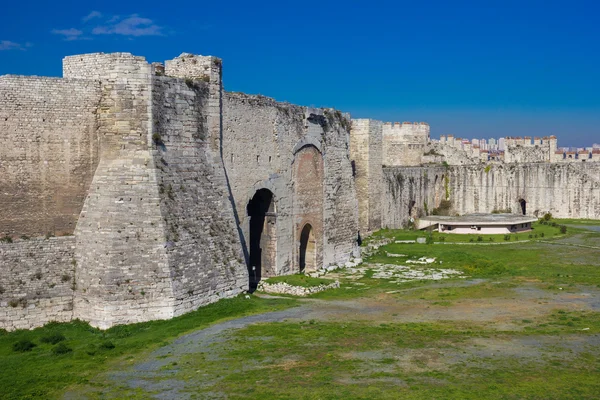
[99,340,115,350]
[61,274,71,283]
[489,237,494,242]
[528,234,533,239]
[541,232,545,238]
[425,234,434,245]
[152,132,163,145]
[543,212,553,221]
[0,235,13,243]
[40,332,66,345]
[469,238,474,243]
[20,235,30,240]
[52,342,73,355]
[439,236,446,242]
[551,222,558,227]
[504,234,511,241]
[13,339,37,352]
[477,236,483,242]
[8,299,19,308]
[184,78,195,87]
[560,225,567,234]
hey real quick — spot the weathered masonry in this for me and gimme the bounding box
[0,53,359,330]
[2,52,599,331]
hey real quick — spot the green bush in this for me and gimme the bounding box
[40,332,66,345]
[543,212,553,221]
[52,343,72,355]
[503,234,511,241]
[477,236,483,242]
[560,225,567,234]
[99,341,115,350]
[13,339,36,352]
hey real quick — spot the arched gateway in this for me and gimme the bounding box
[247,189,277,292]
[299,224,316,272]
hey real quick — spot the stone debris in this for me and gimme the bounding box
[257,281,340,297]
[386,252,407,257]
[406,257,437,264]
[329,262,464,283]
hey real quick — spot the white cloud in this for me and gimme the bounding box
[92,14,164,37]
[82,11,102,23]
[51,28,84,41]
[0,40,25,51]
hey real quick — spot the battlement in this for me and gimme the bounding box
[164,53,222,80]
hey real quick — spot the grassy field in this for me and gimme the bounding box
[1,218,599,399]
[0,296,297,399]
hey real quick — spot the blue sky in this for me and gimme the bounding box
[1,0,599,147]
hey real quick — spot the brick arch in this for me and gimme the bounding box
[293,145,324,271]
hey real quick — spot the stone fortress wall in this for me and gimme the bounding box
[351,118,600,230]
[0,52,359,331]
[1,50,598,331]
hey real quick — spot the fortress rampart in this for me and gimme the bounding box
[0,52,358,330]
[1,52,598,331]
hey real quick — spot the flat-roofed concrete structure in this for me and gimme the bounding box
[418,214,538,234]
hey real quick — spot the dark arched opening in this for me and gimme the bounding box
[247,189,276,292]
[519,199,527,215]
[299,223,315,273]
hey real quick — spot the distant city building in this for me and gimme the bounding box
[498,137,505,151]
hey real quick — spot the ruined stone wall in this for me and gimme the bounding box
[0,76,100,237]
[382,166,447,228]
[0,237,75,330]
[151,75,247,317]
[350,119,382,235]
[383,162,600,227]
[382,122,429,166]
[222,94,358,273]
[68,53,176,329]
[448,162,600,219]
[504,143,551,163]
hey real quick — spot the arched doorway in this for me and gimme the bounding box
[247,189,276,292]
[299,224,316,273]
[518,199,527,215]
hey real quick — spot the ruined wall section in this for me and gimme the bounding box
[382,122,429,166]
[151,74,246,317]
[449,162,600,218]
[222,94,358,273]
[383,162,600,226]
[350,119,383,235]
[67,53,175,329]
[320,111,360,265]
[0,237,75,331]
[0,76,100,237]
[382,166,446,228]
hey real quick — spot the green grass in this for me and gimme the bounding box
[0,295,298,399]
[264,274,334,288]
[131,313,600,399]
